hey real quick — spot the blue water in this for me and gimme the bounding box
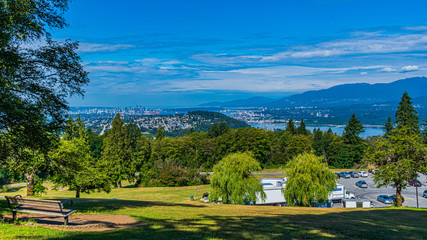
[251,123,384,138]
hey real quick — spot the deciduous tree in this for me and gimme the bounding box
[284,153,336,206]
[210,152,265,204]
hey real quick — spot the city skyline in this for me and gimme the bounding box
[55,0,427,107]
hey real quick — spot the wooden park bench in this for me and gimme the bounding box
[5,195,76,225]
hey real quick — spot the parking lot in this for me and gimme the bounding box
[338,173,427,208]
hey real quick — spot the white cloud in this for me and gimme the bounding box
[401,65,419,72]
[360,72,368,75]
[77,43,135,53]
[260,33,427,62]
[379,67,396,72]
[404,26,427,31]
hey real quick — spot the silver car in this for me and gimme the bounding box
[358,171,368,177]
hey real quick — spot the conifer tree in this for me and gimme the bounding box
[285,119,296,135]
[296,118,309,135]
[365,92,427,206]
[338,114,365,167]
[395,91,420,135]
[343,114,364,144]
[156,125,165,140]
[384,116,394,136]
[101,114,136,188]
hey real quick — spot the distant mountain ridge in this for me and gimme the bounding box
[269,77,427,108]
[199,77,427,108]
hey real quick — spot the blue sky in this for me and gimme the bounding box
[54,0,427,107]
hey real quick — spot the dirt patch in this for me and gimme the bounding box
[3,214,147,232]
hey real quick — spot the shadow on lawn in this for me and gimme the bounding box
[9,206,427,240]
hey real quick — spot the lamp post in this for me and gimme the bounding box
[416,184,419,208]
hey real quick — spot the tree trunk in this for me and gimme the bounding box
[25,171,35,196]
[117,181,122,188]
[396,184,403,207]
[76,187,80,198]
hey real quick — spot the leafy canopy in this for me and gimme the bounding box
[210,152,265,204]
[284,153,337,206]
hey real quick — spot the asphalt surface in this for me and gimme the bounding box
[338,173,427,208]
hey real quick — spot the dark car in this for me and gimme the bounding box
[356,180,368,188]
[409,178,422,187]
[377,195,393,204]
[423,190,427,198]
[349,171,359,178]
[389,194,406,203]
[338,172,351,178]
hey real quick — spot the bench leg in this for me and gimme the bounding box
[64,216,68,226]
[12,211,17,222]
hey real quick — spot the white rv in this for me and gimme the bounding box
[329,184,355,202]
[256,178,287,205]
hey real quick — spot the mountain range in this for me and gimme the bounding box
[200,77,427,108]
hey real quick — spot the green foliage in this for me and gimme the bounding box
[101,114,138,187]
[50,118,111,197]
[364,93,427,206]
[33,175,47,196]
[343,114,364,145]
[395,91,420,135]
[384,116,394,136]
[284,153,337,206]
[208,122,229,138]
[296,118,310,135]
[210,152,265,204]
[285,119,296,135]
[156,125,165,140]
[138,159,208,187]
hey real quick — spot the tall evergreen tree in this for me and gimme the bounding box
[395,91,420,135]
[365,92,427,206]
[337,114,366,167]
[156,125,165,140]
[101,114,136,188]
[384,116,394,136]
[285,119,296,135]
[296,118,309,135]
[343,114,364,144]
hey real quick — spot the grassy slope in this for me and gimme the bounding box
[1,184,426,240]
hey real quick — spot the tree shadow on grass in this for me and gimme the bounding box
[8,206,427,240]
[1,197,206,216]
[1,185,26,193]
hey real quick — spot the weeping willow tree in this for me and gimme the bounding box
[210,152,266,204]
[284,153,337,206]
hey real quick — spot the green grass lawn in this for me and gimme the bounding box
[1,183,426,240]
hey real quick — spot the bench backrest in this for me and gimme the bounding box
[6,196,63,210]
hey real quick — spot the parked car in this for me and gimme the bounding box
[389,194,406,203]
[349,171,359,178]
[423,190,427,198]
[338,172,351,178]
[371,169,380,174]
[358,171,368,177]
[356,180,368,188]
[335,172,341,178]
[377,195,393,204]
[409,178,422,187]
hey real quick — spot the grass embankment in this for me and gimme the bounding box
[1,183,426,240]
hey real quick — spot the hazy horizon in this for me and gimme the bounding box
[57,0,427,107]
